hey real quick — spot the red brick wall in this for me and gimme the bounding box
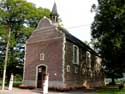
[64,41,85,86]
[64,40,104,87]
[23,28,64,87]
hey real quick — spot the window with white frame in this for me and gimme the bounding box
[40,53,45,61]
[86,51,91,58]
[74,66,78,73]
[66,65,70,72]
[86,51,91,68]
[82,68,86,75]
[73,45,79,64]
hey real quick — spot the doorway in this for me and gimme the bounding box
[37,65,46,88]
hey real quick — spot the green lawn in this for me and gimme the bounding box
[96,88,125,94]
[0,80,22,87]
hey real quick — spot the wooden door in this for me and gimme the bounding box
[37,66,46,88]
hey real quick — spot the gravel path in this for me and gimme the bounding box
[0,88,96,94]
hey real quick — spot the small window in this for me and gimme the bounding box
[40,53,45,61]
[86,51,91,58]
[66,65,70,72]
[82,68,85,75]
[74,67,78,74]
[86,51,91,64]
[73,45,79,64]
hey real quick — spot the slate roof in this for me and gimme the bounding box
[49,2,99,56]
[58,26,99,56]
[50,2,59,17]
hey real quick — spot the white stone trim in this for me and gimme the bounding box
[40,53,45,61]
[62,34,66,83]
[66,65,70,72]
[72,45,79,65]
[34,26,56,32]
[27,36,63,44]
[82,68,86,75]
[23,44,26,83]
[35,17,53,31]
[86,51,91,58]
[23,80,35,86]
[49,81,66,88]
[74,66,78,74]
[27,25,57,42]
[35,64,48,87]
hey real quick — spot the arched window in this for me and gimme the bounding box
[66,65,70,72]
[73,45,79,65]
[74,67,78,74]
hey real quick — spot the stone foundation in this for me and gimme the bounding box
[23,80,36,87]
[49,81,66,88]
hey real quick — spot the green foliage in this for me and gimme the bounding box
[14,74,22,81]
[0,0,50,80]
[96,88,125,94]
[13,81,22,87]
[91,0,125,83]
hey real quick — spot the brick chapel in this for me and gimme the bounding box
[23,2,105,88]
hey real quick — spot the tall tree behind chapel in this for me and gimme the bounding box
[91,0,125,84]
[0,0,50,82]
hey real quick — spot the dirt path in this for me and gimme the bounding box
[0,88,95,94]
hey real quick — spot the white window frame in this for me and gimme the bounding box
[86,51,91,68]
[66,65,70,72]
[82,68,85,75]
[40,53,45,61]
[86,51,91,58]
[73,45,79,65]
[74,67,78,74]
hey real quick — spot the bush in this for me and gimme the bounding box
[14,74,22,81]
[18,85,35,89]
[49,86,86,92]
[13,81,22,87]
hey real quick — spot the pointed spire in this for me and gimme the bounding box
[50,2,59,17]
[50,2,59,24]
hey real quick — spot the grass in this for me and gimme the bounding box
[0,80,22,87]
[13,81,22,87]
[96,88,125,94]
[96,89,125,94]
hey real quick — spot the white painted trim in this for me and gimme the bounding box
[40,53,45,61]
[72,45,79,65]
[62,34,66,83]
[35,64,48,87]
[66,65,70,72]
[27,27,56,43]
[35,17,53,31]
[34,26,56,32]
[86,51,91,58]
[74,66,78,74]
[27,37,63,44]
[86,51,91,69]
[23,44,26,83]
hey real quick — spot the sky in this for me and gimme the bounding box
[27,0,98,42]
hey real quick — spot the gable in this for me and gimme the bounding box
[26,18,64,44]
[35,17,52,31]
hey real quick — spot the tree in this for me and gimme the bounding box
[0,0,50,90]
[91,0,125,84]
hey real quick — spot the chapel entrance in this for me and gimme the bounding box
[37,65,46,88]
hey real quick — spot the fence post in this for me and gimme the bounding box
[42,74,49,94]
[9,73,14,91]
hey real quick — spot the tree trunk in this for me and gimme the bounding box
[2,26,11,90]
[111,77,115,85]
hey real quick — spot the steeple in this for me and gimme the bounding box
[50,2,59,24]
